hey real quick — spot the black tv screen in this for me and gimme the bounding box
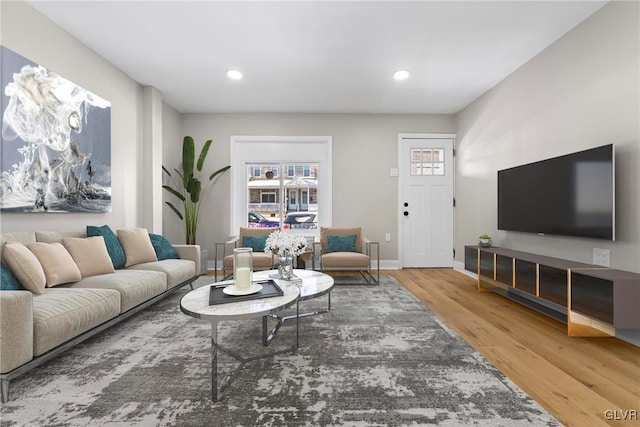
[498,144,615,240]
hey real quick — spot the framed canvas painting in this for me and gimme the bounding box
[1,45,111,212]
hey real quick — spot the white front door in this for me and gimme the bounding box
[399,134,454,268]
[289,190,298,211]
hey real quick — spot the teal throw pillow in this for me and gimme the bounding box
[327,234,357,253]
[87,225,126,269]
[149,234,180,260]
[1,265,24,291]
[243,235,268,252]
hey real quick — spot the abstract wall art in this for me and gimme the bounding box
[1,46,111,212]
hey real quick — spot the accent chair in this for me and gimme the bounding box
[312,227,379,284]
[214,227,279,281]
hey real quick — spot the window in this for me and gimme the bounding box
[261,190,276,204]
[246,162,319,229]
[410,148,445,176]
[231,136,332,236]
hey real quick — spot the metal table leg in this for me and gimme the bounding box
[262,292,330,346]
[210,305,299,401]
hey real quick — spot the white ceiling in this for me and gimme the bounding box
[28,1,607,114]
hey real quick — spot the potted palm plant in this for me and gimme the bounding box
[162,136,230,245]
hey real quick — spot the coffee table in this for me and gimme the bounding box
[262,269,335,346]
[180,277,300,401]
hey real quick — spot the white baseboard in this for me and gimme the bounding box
[207,259,401,271]
[375,260,400,270]
[208,259,473,275]
[453,259,477,280]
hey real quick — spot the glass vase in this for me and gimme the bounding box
[278,253,294,280]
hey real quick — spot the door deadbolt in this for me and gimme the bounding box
[403,202,409,207]
[403,211,409,216]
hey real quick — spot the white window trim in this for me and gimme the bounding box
[230,136,332,236]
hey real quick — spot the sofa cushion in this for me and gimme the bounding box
[87,225,126,269]
[35,231,86,243]
[1,265,24,291]
[63,236,115,278]
[3,242,46,294]
[326,234,357,253]
[223,253,278,269]
[1,232,36,266]
[27,242,82,287]
[149,234,180,260]
[32,288,120,356]
[64,270,166,313]
[0,290,33,373]
[321,252,371,268]
[128,259,196,290]
[117,228,158,267]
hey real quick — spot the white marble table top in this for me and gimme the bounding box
[180,273,300,321]
[180,270,334,321]
[276,269,335,301]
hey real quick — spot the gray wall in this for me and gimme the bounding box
[2,1,638,273]
[161,102,184,244]
[0,1,146,233]
[170,113,456,264]
[455,1,639,272]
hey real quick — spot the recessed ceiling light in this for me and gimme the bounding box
[393,70,410,81]
[226,70,243,80]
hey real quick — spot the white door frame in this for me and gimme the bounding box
[397,133,456,268]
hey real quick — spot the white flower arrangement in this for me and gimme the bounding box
[264,230,307,256]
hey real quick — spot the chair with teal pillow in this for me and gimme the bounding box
[312,227,379,284]
[214,227,279,281]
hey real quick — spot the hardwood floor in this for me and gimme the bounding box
[387,268,639,427]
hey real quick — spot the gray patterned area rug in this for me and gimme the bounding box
[0,275,560,426]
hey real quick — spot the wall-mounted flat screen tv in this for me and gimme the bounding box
[498,144,615,240]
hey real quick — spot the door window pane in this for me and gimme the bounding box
[410,148,446,176]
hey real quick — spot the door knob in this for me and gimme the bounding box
[403,202,409,207]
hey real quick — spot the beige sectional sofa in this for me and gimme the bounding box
[0,229,200,403]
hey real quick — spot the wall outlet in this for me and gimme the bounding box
[385,233,391,242]
[592,248,611,267]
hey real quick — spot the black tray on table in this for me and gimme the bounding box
[209,280,284,306]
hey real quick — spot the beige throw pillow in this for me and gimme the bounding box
[26,242,82,287]
[63,236,115,277]
[117,228,157,267]
[3,242,46,294]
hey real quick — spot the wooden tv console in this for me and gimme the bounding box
[464,245,640,347]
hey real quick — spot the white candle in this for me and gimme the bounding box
[235,267,251,290]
